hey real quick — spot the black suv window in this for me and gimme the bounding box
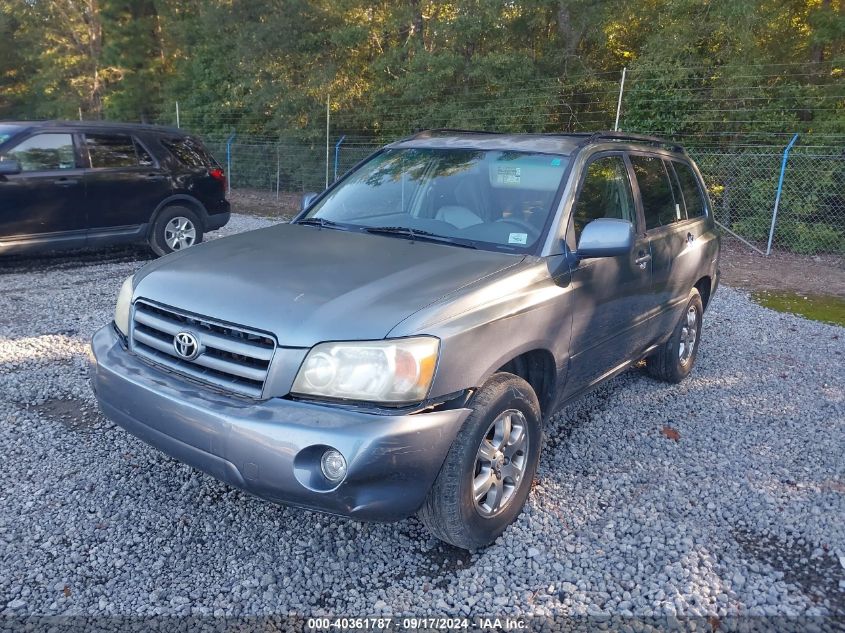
[630,155,679,230]
[162,137,215,168]
[87,134,141,168]
[7,134,76,172]
[673,161,706,218]
[572,155,636,241]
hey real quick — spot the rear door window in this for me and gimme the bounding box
[571,155,636,241]
[162,137,215,168]
[86,134,140,168]
[672,161,707,218]
[630,155,679,230]
[6,134,76,172]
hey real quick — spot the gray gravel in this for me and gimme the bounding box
[1,214,844,619]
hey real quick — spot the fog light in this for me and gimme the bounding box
[320,449,347,483]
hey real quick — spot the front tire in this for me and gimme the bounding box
[149,206,204,256]
[418,372,542,550]
[646,287,704,383]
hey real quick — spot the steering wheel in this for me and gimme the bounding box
[495,218,540,240]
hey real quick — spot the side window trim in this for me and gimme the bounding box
[132,135,159,169]
[663,159,687,223]
[565,150,637,249]
[623,153,646,235]
[669,158,709,220]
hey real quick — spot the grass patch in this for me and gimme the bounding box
[752,291,845,327]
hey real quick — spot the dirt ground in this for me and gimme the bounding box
[719,237,845,298]
[227,189,299,220]
[227,188,845,298]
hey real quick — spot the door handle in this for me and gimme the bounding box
[144,173,166,180]
[687,232,696,244]
[55,178,78,187]
[635,252,652,269]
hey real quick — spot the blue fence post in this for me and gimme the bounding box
[225,132,236,195]
[766,133,798,256]
[333,135,346,182]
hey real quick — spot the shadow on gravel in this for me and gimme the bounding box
[543,369,637,453]
[733,527,845,614]
[0,245,154,275]
[418,543,473,588]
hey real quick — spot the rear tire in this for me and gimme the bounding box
[646,287,703,383]
[418,372,542,550]
[149,206,204,256]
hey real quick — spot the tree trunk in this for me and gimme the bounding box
[84,0,103,117]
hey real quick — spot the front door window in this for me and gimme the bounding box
[6,134,76,172]
[571,155,636,242]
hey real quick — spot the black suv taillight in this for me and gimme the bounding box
[209,167,226,192]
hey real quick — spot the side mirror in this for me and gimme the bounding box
[576,218,635,259]
[301,192,318,212]
[0,159,22,176]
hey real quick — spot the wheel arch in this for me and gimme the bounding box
[494,348,557,419]
[148,195,209,238]
[694,275,712,311]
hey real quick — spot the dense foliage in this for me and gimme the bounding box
[1,0,843,143]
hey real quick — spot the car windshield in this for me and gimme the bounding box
[0,125,22,146]
[303,148,570,252]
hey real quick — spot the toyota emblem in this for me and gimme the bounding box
[173,331,201,360]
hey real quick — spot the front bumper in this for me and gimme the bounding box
[89,325,470,521]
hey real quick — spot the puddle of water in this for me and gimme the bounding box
[752,291,845,327]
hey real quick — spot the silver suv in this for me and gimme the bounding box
[90,130,720,549]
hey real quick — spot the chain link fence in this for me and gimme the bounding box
[691,146,845,255]
[212,136,844,257]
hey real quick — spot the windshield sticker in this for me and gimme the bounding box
[497,166,521,185]
[550,158,562,166]
[508,232,528,245]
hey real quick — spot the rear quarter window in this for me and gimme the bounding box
[162,137,216,168]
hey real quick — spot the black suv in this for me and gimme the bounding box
[0,121,230,256]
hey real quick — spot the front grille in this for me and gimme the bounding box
[130,300,276,398]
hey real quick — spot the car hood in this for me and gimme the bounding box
[133,223,524,347]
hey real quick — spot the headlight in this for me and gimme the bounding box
[113,276,134,336]
[292,337,439,404]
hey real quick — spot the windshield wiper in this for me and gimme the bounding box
[295,217,344,229]
[364,226,476,249]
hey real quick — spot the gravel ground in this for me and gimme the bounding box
[1,214,844,621]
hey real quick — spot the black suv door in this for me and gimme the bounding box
[0,132,87,247]
[82,132,171,237]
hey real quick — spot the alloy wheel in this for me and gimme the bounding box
[473,409,529,517]
[164,217,197,251]
[679,305,698,364]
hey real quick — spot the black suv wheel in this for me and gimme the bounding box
[149,206,204,256]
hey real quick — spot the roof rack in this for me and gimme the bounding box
[582,131,686,153]
[404,128,504,140]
